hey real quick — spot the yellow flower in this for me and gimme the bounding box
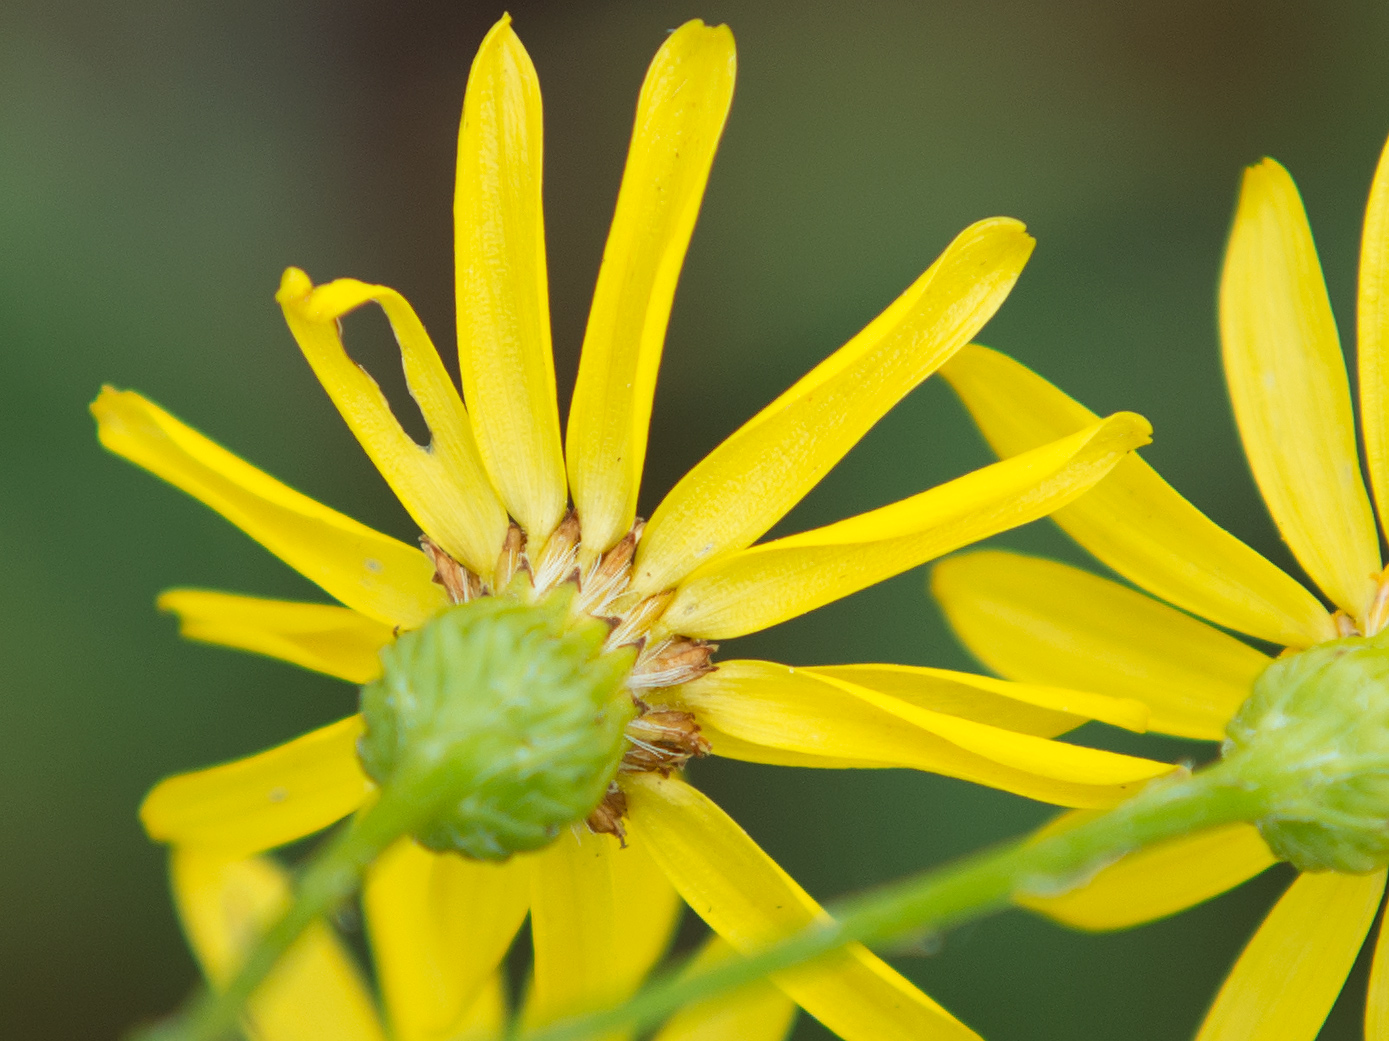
[934,132,1389,1041]
[171,845,795,1041]
[94,15,1160,1041]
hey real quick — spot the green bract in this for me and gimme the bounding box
[358,590,636,860]
[1225,634,1389,873]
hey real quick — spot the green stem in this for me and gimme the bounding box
[513,758,1267,1041]
[134,768,442,1041]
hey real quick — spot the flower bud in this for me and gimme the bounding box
[357,591,636,860]
[1225,635,1389,873]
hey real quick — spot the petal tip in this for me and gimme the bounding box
[138,781,171,841]
[1237,157,1296,212]
[1108,409,1154,447]
[276,266,313,308]
[90,384,121,420]
[155,588,191,616]
[477,11,527,63]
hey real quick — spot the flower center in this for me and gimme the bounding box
[418,512,713,844]
[357,591,635,860]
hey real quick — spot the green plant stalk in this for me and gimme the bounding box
[135,765,446,1041]
[513,758,1268,1041]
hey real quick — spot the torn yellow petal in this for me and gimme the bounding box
[1019,819,1276,930]
[1196,869,1386,1041]
[932,551,1268,740]
[276,270,508,577]
[651,937,797,1041]
[455,16,566,543]
[1366,899,1389,1041]
[633,217,1035,594]
[626,773,981,1041]
[1220,158,1380,617]
[806,663,1149,738]
[566,21,736,556]
[1361,133,1389,541]
[171,848,386,1041]
[363,839,528,1041]
[525,828,678,1034]
[91,387,444,628]
[158,589,393,684]
[657,413,1150,640]
[141,716,373,855]
[657,661,1169,808]
[940,344,1335,647]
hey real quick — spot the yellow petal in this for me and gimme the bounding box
[1365,900,1389,1041]
[805,663,1149,738]
[940,344,1335,648]
[363,839,528,1041]
[455,973,508,1041]
[1360,133,1389,542]
[657,661,1170,808]
[276,270,508,577]
[171,848,387,1041]
[651,937,798,1041]
[633,217,1035,594]
[607,829,685,991]
[158,589,394,684]
[1196,869,1386,1041]
[91,387,445,628]
[932,550,1268,740]
[1019,819,1276,930]
[657,414,1150,640]
[525,828,681,1032]
[1220,158,1380,617]
[566,21,736,555]
[141,716,373,855]
[455,16,566,544]
[625,773,981,1041]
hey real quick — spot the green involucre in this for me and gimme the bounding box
[1225,634,1389,873]
[358,591,636,860]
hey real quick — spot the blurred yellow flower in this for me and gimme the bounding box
[171,846,795,1041]
[96,15,1161,1041]
[935,132,1389,1041]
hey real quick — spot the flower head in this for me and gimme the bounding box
[934,130,1389,1040]
[97,15,1158,1040]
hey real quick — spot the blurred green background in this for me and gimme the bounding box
[4,0,1389,1037]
